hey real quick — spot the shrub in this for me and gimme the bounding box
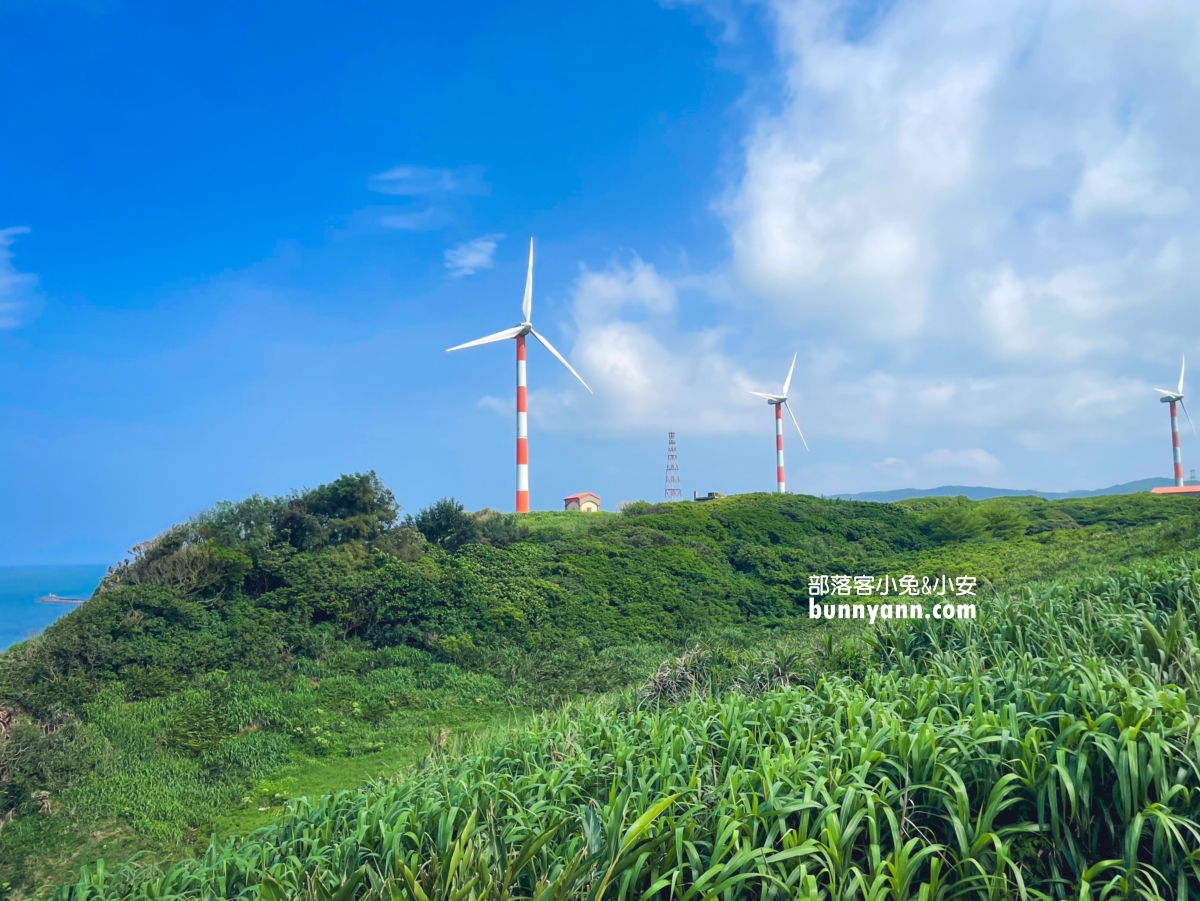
[475,510,530,548]
[162,701,221,755]
[372,525,426,562]
[978,502,1028,539]
[919,503,985,542]
[408,498,480,552]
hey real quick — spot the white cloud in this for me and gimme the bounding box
[471,1,1199,475]
[511,257,765,435]
[572,258,677,324]
[478,395,508,415]
[368,165,488,196]
[695,0,1200,454]
[978,261,1136,360]
[1072,129,1190,221]
[445,234,505,277]
[919,448,1001,475]
[804,367,1151,445]
[721,1,1200,342]
[0,227,36,329]
[500,254,1154,451]
[369,165,488,232]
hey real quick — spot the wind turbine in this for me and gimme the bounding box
[447,238,592,513]
[750,353,808,493]
[1155,356,1195,487]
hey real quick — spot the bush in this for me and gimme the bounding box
[372,525,426,562]
[475,510,530,548]
[162,701,221,755]
[978,502,1028,539]
[408,498,480,552]
[919,503,985,542]
[277,472,399,550]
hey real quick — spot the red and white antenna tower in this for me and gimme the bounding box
[664,432,682,500]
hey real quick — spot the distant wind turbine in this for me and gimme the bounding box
[447,238,592,513]
[1156,356,1195,487]
[750,353,808,494]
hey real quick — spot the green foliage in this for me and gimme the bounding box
[408,498,480,553]
[0,716,100,817]
[977,500,1028,538]
[6,483,1200,731]
[161,699,221,755]
[276,472,399,551]
[435,633,475,664]
[197,471,398,557]
[371,526,426,562]
[6,475,1200,896]
[919,501,985,542]
[48,557,1200,901]
[474,509,530,548]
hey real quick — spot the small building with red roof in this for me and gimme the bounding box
[563,492,601,512]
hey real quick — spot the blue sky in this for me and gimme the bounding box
[2,0,1198,564]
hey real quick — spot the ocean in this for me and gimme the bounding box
[0,565,110,652]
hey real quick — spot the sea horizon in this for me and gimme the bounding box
[0,564,110,652]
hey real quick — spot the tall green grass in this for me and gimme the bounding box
[52,558,1200,900]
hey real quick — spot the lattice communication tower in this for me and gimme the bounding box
[664,432,682,500]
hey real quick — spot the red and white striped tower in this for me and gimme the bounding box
[446,238,592,514]
[774,402,786,493]
[1169,399,1184,487]
[516,334,530,511]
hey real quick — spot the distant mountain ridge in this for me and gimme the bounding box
[832,477,1181,503]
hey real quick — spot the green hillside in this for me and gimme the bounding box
[46,558,1200,901]
[2,474,1200,897]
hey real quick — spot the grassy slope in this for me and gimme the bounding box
[44,556,1200,901]
[3,485,1200,896]
[5,705,520,895]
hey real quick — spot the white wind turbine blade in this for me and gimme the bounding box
[1181,399,1197,437]
[446,325,525,352]
[1155,388,1177,397]
[529,327,592,393]
[1179,356,1186,397]
[784,401,809,451]
[781,352,797,398]
[749,391,778,400]
[521,238,534,324]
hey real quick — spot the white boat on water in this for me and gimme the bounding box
[34,594,87,605]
